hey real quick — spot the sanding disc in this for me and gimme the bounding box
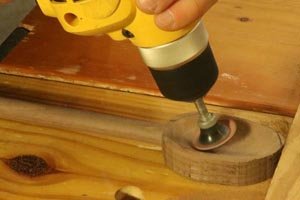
[192,118,237,151]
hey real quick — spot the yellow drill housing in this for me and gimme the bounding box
[36,0,195,47]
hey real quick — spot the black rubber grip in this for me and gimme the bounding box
[149,44,218,102]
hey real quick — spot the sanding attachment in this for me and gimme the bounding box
[193,118,237,151]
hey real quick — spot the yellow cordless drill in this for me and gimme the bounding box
[36,0,234,150]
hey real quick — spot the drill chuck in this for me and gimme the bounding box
[138,22,218,102]
[150,44,218,101]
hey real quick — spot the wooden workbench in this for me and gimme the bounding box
[0,96,292,200]
[0,1,299,199]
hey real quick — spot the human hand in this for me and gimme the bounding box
[136,0,217,31]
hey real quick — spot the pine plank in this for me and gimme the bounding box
[0,92,291,199]
[0,78,292,199]
[265,104,300,200]
[0,113,276,200]
[0,74,292,136]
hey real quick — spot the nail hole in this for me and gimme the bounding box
[51,0,67,2]
[5,155,53,177]
[238,17,251,22]
[64,13,80,26]
[115,186,144,200]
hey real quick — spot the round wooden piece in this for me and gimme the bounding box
[162,113,284,186]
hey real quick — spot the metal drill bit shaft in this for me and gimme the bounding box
[194,98,218,129]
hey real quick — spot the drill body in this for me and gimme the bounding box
[36,0,218,102]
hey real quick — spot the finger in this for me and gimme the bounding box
[155,0,217,31]
[136,0,177,14]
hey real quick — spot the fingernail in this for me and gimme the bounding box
[156,10,175,30]
[138,0,158,13]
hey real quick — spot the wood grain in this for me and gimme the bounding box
[0,96,164,145]
[0,1,300,116]
[163,113,284,185]
[265,104,300,200]
[0,96,291,199]
[0,112,275,200]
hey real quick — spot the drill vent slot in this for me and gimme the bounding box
[51,0,85,2]
[51,0,66,2]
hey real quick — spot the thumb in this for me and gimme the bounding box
[155,0,217,31]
